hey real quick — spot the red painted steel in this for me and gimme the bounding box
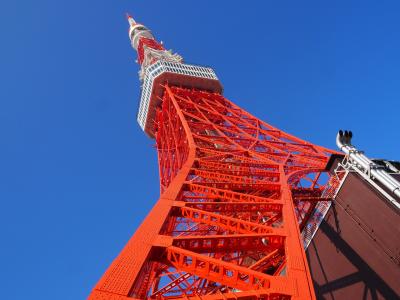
[89,16,339,300]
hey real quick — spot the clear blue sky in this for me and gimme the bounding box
[1,1,399,299]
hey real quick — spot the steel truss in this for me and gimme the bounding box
[90,86,338,299]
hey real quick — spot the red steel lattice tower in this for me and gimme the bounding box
[89,15,339,300]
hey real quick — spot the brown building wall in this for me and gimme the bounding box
[306,172,400,300]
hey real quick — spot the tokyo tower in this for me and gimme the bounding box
[89,14,340,300]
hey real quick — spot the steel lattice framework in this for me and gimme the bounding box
[89,15,339,300]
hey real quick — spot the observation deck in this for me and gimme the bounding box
[137,61,223,137]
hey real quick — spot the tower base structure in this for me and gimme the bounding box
[89,85,338,300]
